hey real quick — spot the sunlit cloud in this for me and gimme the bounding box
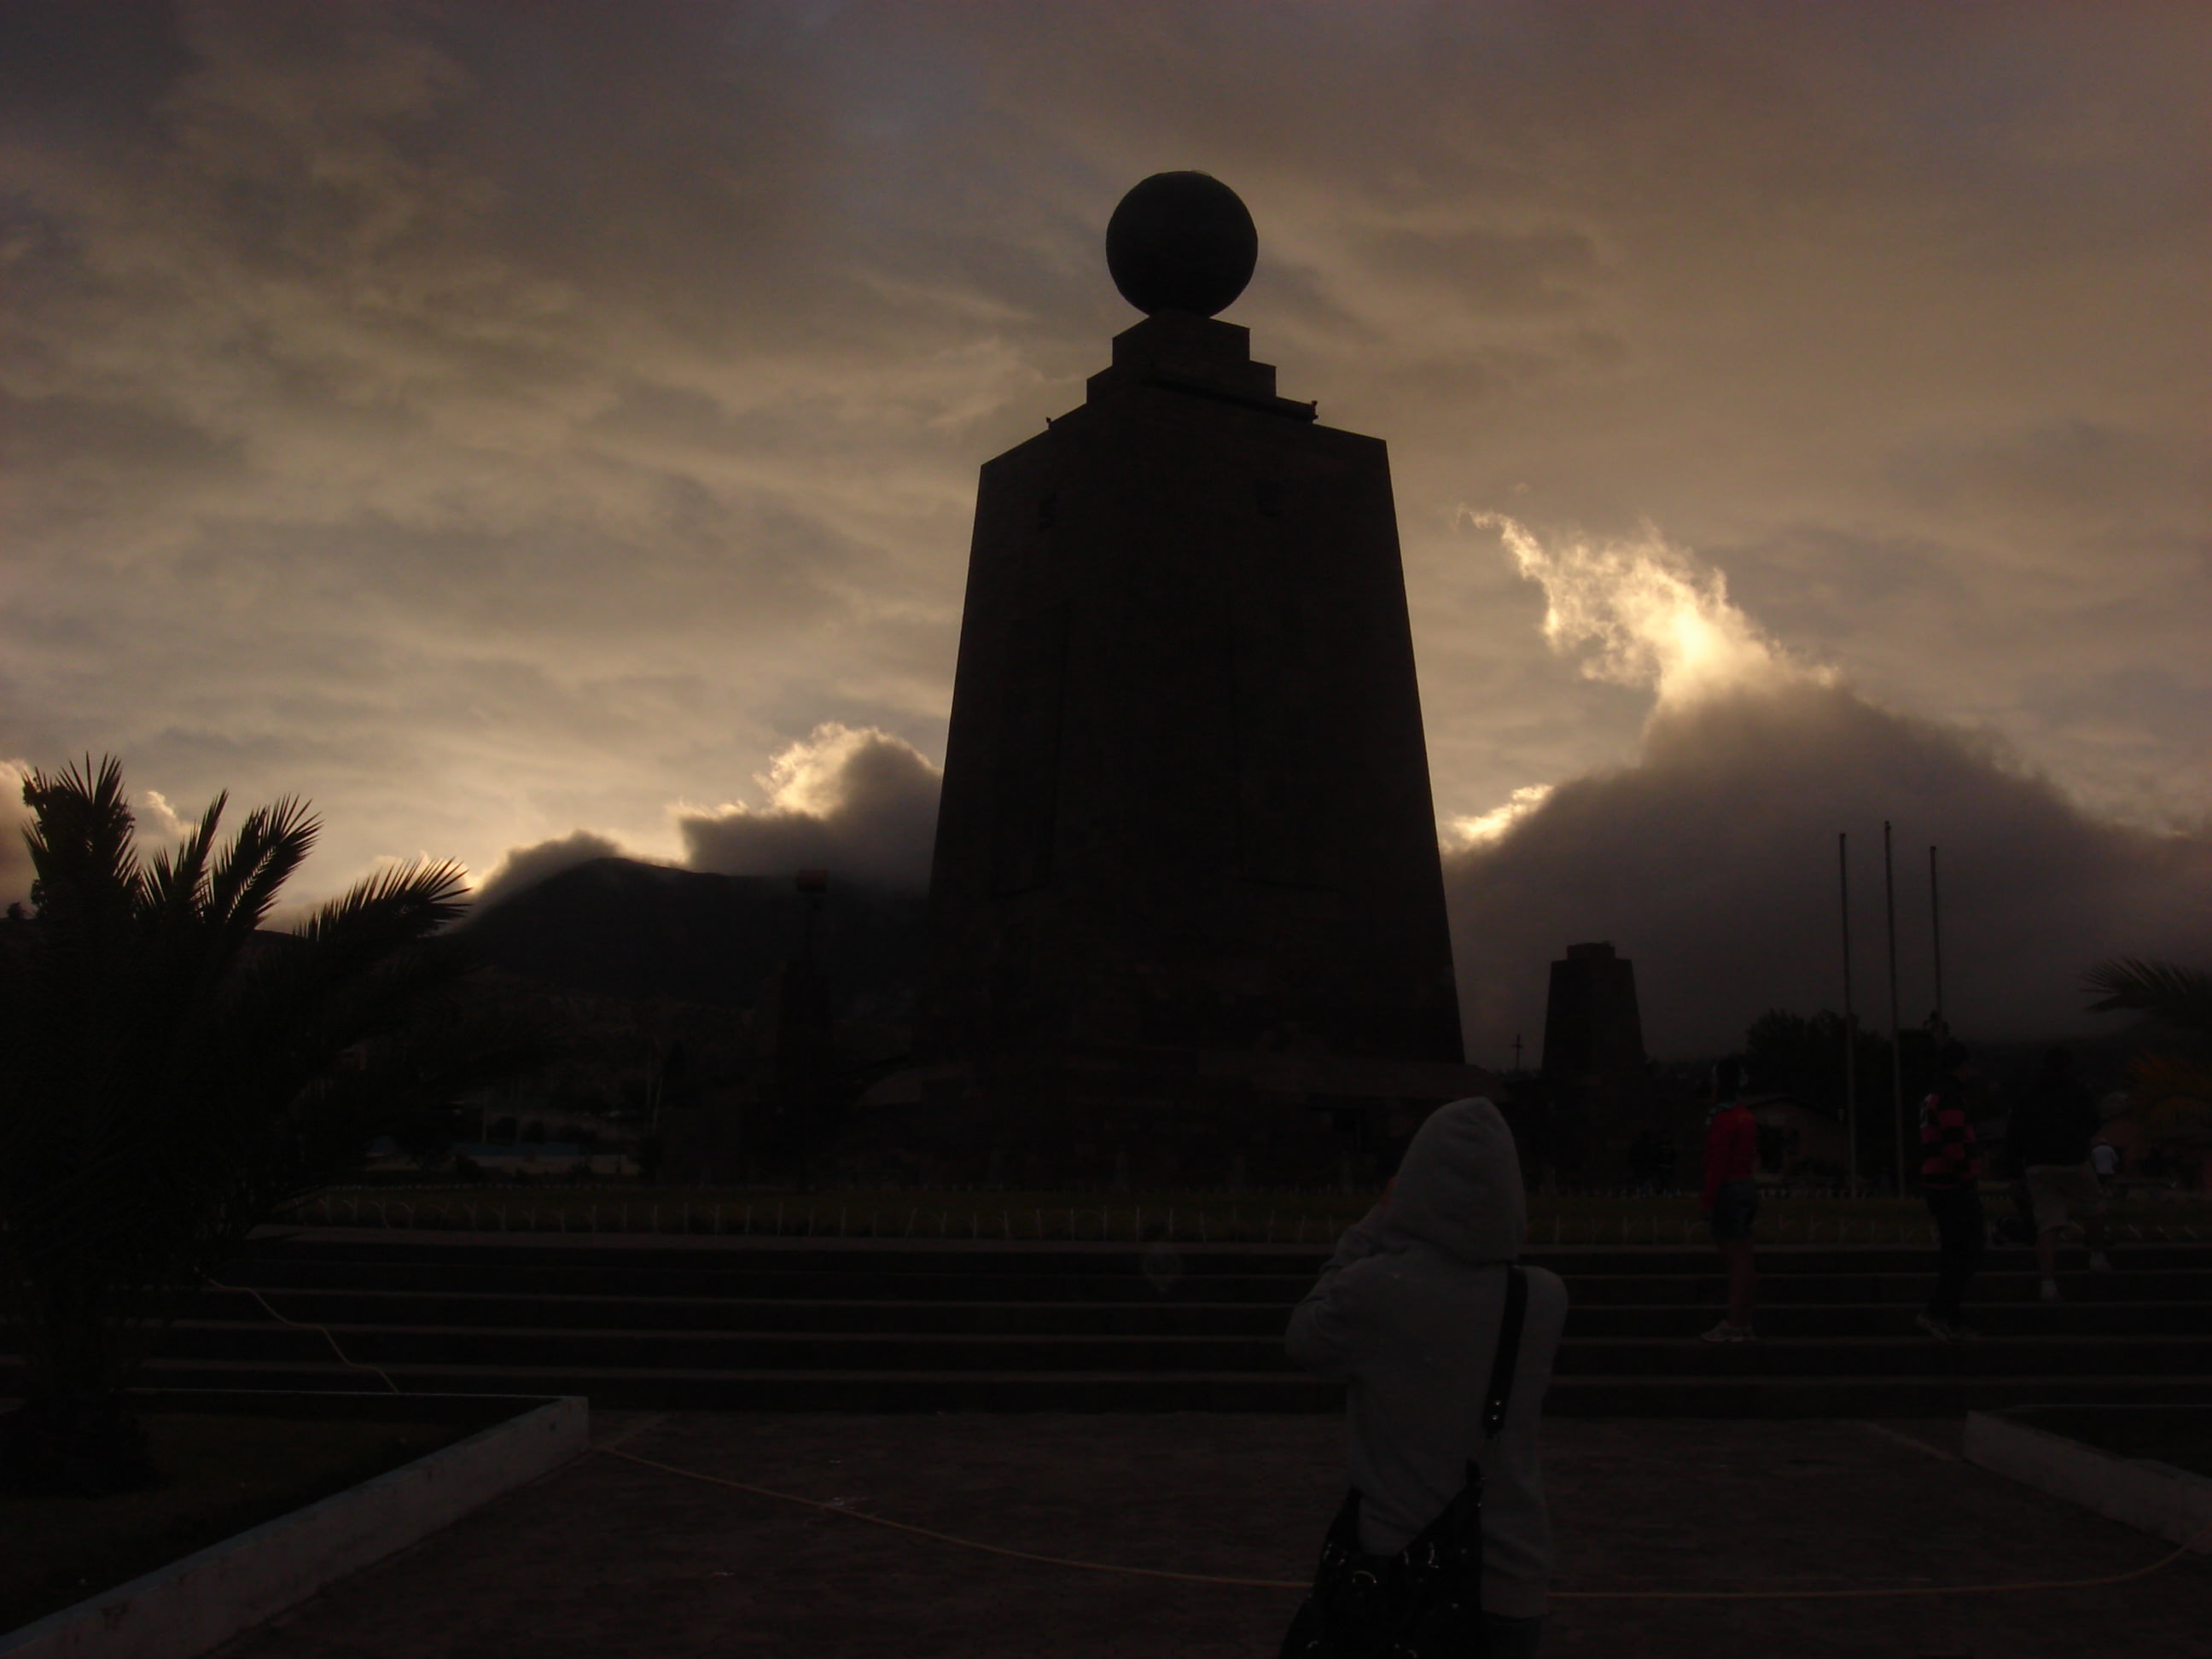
[140,789,194,843]
[1447,783,1556,850]
[1460,511,1821,711]
[472,828,634,911]
[677,723,941,890]
[0,760,35,908]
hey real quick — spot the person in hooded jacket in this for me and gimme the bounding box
[1284,1097,1570,1658]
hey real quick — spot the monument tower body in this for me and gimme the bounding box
[899,175,1483,1181]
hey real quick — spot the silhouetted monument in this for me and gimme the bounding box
[862,173,1486,1183]
[1528,940,1655,1185]
[1540,941,1646,1085]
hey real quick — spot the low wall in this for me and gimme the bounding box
[1,1393,587,1659]
[1964,1407,2212,1553]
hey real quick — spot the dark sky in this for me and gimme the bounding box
[5,3,2208,1058]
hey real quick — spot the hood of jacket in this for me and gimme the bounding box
[1377,1097,1528,1265]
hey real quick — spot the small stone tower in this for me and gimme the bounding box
[1540,941,1646,1086]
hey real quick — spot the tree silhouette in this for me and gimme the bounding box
[2085,958,2212,1034]
[0,757,509,1492]
[2085,957,2212,1156]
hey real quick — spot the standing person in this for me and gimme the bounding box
[1916,1039,1985,1340]
[1700,1057,1759,1342]
[1284,1098,1569,1659]
[2092,1137,2122,1190]
[2011,1047,2113,1300]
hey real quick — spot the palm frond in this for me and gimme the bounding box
[2084,958,2212,1035]
[20,755,140,918]
[141,792,227,927]
[294,858,469,951]
[207,795,318,937]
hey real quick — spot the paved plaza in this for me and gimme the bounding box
[214,1412,2210,1658]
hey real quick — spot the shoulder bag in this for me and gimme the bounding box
[1278,1263,1529,1659]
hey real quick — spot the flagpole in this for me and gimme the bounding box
[1840,832,1859,1196]
[1929,844,1945,1039]
[1884,821,1906,1197]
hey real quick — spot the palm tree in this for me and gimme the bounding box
[2084,957,2212,1163]
[2084,958,2212,1034]
[0,758,501,1493]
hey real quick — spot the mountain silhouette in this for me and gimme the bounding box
[459,857,925,1016]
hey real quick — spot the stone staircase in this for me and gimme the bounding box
[29,1232,2212,1417]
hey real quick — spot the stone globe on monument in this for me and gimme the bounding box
[854,172,1491,1188]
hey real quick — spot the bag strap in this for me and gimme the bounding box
[1479,1265,1528,1441]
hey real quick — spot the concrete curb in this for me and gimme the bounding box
[1964,1407,2212,1553]
[0,1393,587,1659]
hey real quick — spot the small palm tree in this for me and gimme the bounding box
[2084,957,2212,1155]
[0,758,496,1493]
[2084,958,2212,1035]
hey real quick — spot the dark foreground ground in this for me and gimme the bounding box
[213,1412,2211,1659]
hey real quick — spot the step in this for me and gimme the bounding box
[184,1287,2209,1343]
[212,1258,2212,1311]
[153,1322,1299,1373]
[1554,1270,2212,1306]
[237,1234,2212,1279]
[189,1288,1299,1336]
[1551,1335,2212,1378]
[87,1357,2212,1417]
[156,1319,2212,1378]
[13,1233,2210,1419]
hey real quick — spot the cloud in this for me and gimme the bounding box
[139,789,195,843]
[3,2,2206,919]
[1447,783,1555,851]
[1445,523,2212,1062]
[677,724,941,891]
[1464,512,1821,710]
[0,760,34,909]
[471,828,630,912]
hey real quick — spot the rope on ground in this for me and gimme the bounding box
[206,1278,402,1394]
[595,1444,2212,1601]
[207,1281,2212,1600]
[592,1446,1299,1587]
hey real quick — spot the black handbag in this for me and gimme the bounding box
[1279,1264,1529,1659]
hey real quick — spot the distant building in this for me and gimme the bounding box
[1540,942,1645,1085]
[1525,942,1656,1186]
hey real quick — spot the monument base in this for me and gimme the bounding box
[837,1045,1500,1189]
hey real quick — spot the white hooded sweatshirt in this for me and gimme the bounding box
[1284,1097,1569,1620]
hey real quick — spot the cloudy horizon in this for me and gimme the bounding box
[7,2,2207,1057]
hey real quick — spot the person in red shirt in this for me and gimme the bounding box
[1700,1057,1759,1342]
[1916,1039,1985,1340]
